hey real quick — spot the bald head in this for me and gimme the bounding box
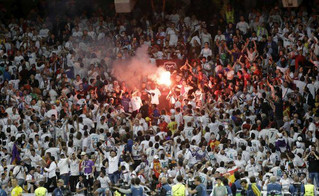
[161,177,168,184]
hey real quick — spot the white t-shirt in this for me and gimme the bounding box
[44,161,57,178]
[107,153,120,174]
[147,89,161,105]
[29,154,42,167]
[175,113,183,127]
[97,175,111,188]
[214,34,225,42]
[267,128,279,144]
[45,147,60,161]
[251,139,261,152]
[200,48,212,58]
[131,96,142,111]
[247,50,257,62]
[226,69,235,80]
[293,80,306,95]
[166,27,178,46]
[234,159,246,169]
[12,165,25,180]
[201,33,212,45]
[183,115,193,125]
[58,158,70,175]
[190,36,201,47]
[145,147,156,162]
[70,159,80,176]
[236,21,250,34]
[293,155,305,167]
[183,127,194,140]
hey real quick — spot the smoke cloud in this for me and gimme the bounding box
[112,45,166,90]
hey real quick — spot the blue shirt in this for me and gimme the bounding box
[3,71,11,81]
[225,185,232,195]
[121,97,130,112]
[162,183,172,196]
[53,188,63,196]
[267,183,282,195]
[131,185,143,196]
[0,189,7,196]
[289,183,305,196]
[195,184,207,196]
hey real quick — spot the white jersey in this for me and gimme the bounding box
[147,88,161,105]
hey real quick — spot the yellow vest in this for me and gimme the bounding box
[172,183,186,196]
[225,10,234,24]
[114,190,122,196]
[35,186,48,196]
[304,184,314,196]
[11,186,23,196]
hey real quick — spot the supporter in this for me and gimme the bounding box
[146,84,162,105]
[81,153,95,191]
[236,16,250,36]
[44,155,57,192]
[231,171,242,195]
[114,177,144,195]
[210,177,227,196]
[247,176,261,196]
[12,161,25,187]
[57,153,69,186]
[75,175,87,196]
[94,170,111,196]
[25,167,36,193]
[304,145,319,188]
[289,175,305,196]
[69,153,81,192]
[267,176,282,196]
[187,176,207,196]
[159,177,172,196]
[0,184,6,196]
[52,179,69,196]
[240,179,249,195]
[222,178,232,196]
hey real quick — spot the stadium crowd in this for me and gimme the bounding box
[1,0,319,195]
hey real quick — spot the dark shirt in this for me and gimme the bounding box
[307,151,319,173]
[274,98,283,120]
[195,184,206,196]
[140,104,149,118]
[29,79,39,88]
[121,97,130,112]
[52,187,63,196]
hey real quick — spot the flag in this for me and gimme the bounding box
[11,143,21,165]
[153,159,161,179]
[252,183,261,196]
[224,167,239,185]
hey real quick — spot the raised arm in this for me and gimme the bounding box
[253,40,257,52]
[267,79,276,99]
[241,40,249,53]
[224,43,232,54]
